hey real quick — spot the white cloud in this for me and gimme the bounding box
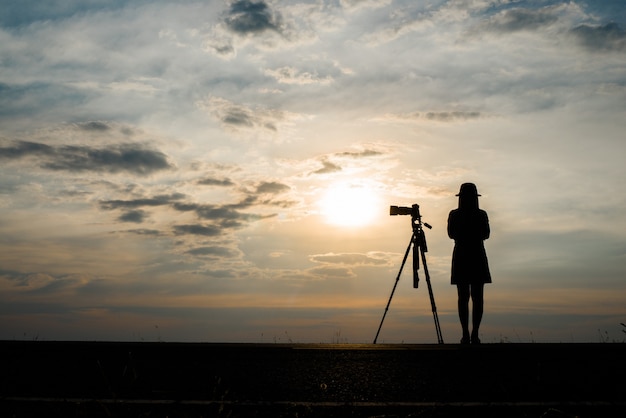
[264,66,334,85]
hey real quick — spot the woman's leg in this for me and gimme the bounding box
[457,284,470,343]
[470,283,484,343]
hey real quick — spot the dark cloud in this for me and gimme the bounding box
[100,193,186,210]
[103,192,273,234]
[387,110,484,123]
[255,181,290,194]
[175,199,270,228]
[75,121,111,131]
[0,140,173,175]
[100,189,279,236]
[204,97,290,133]
[336,149,383,158]
[212,44,235,56]
[223,108,255,127]
[224,0,283,35]
[310,159,342,175]
[58,189,92,198]
[45,144,173,175]
[197,177,235,186]
[173,224,222,237]
[263,122,277,131]
[258,199,297,208]
[194,205,249,221]
[186,246,239,258]
[118,210,148,223]
[478,8,558,33]
[125,229,162,236]
[0,140,54,158]
[571,23,626,52]
[424,111,482,122]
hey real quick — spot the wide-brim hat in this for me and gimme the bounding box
[456,183,481,196]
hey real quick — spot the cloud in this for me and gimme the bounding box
[424,111,483,122]
[205,0,325,57]
[200,96,301,133]
[375,111,484,123]
[475,7,559,34]
[255,181,290,194]
[310,159,342,175]
[570,23,626,52]
[1,270,94,296]
[99,193,186,210]
[302,147,388,177]
[117,210,148,224]
[0,140,173,175]
[0,140,53,158]
[340,0,391,12]
[264,66,334,85]
[45,144,173,174]
[223,0,284,36]
[99,186,282,236]
[197,177,236,187]
[336,149,384,158]
[355,7,417,45]
[174,200,271,228]
[309,265,356,279]
[76,121,111,132]
[171,194,280,232]
[186,246,240,258]
[208,41,236,57]
[125,229,162,236]
[309,252,393,266]
[466,3,626,54]
[248,181,298,209]
[173,224,222,237]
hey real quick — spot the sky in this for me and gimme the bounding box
[1,0,625,344]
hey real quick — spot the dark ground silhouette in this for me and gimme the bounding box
[1,341,625,417]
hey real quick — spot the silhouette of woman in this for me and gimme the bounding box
[447,183,491,344]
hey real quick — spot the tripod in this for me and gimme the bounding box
[373,204,444,344]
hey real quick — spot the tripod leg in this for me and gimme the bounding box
[412,235,420,288]
[373,233,414,344]
[419,240,444,344]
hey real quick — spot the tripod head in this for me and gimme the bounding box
[390,204,432,231]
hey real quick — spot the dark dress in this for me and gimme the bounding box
[447,208,491,285]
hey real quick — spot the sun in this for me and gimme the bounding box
[319,181,380,227]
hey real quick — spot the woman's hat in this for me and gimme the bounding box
[456,183,481,196]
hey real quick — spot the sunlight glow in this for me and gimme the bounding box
[319,181,380,227]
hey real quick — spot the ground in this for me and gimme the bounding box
[1,341,624,417]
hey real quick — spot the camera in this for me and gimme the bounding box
[390,204,431,229]
[390,205,417,217]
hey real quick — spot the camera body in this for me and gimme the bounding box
[390,204,432,229]
[389,204,419,217]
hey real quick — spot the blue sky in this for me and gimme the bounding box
[1,0,625,343]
